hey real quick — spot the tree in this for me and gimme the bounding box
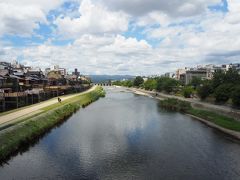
[133,76,144,87]
[162,78,179,93]
[156,77,179,93]
[224,68,240,85]
[212,68,240,89]
[231,85,240,107]
[156,77,165,91]
[125,80,133,87]
[197,83,213,100]
[144,78,157,90]
[182,86,194,98]
[190,77,202,89]
[212,70,225,89]
[214,84,234,103]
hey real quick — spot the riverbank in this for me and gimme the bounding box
[0,86,105,162]
[128,87,240,121]
[127,87,240,140]
[0,86,99,129]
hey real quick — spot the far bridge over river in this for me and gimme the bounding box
[92,83,113,86]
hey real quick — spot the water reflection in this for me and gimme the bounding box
[0,87,240,180]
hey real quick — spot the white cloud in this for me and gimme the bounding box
[102,0,220,17]
[98,35,151,54]
[0,0,64,36]
[55,0,129,38]
[0,34,158,75]
[1,0,240,75]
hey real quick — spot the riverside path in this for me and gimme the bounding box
[0,86,96,128]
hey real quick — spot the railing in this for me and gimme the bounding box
[1,83,14,87]
[44,85,72,90]
[1,92,27,97]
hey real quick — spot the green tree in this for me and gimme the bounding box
[156,77,179,93]
[190,77,202,89]
[125,80,133,87]
[224,68,240,85]
[144,78,157,90]
[197,83,213,100]
[162,78,179,93]
[133,76,144,87]
[214,84,234,103]
[212,70,225,89]
[182,86,194,98]
[231,85,240,107]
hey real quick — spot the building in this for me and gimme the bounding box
[47,70,66,86]
[52,65,66,77]
[59,68,66,76]
[44,68,51,76]
[185,69,208,85]
[72,68,80,77]
[0,62,13,74]
[230,63,240,72]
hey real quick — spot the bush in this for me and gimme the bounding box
[231,86,240,107]
[182,86,194,98]
[214,84,234,103]
[159,98,192,112]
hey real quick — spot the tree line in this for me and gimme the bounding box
[113,69,240,107]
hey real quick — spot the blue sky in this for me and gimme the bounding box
[0,0,239,75]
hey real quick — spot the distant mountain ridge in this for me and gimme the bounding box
[88,75,135,83]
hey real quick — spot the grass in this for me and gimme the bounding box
[188,108,240,132]
[159,98,240,132]
[0,86,105,162]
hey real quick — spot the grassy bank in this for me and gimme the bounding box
[159,98,240,132]
[0,86,105,162]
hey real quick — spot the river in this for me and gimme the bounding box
[0,87,240,180]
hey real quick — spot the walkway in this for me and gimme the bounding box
[0,86,96,128]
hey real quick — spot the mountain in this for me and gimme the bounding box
[88,75,135,83]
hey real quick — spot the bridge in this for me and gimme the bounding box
[92,83,113,86]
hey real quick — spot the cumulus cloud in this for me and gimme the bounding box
[101,0,220,17]
[0,35,160,75]
[55,0,129,37]
[1,0,240,75]
[0,0,64,36]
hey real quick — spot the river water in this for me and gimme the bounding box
[1,87,240,180]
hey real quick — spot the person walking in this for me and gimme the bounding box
[58,97,62,103]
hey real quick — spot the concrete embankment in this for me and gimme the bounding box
[186,114,240,140]
[0,86,105,162]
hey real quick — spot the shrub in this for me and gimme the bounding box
[159,98,192,112]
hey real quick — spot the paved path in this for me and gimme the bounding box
[0,86,96,127]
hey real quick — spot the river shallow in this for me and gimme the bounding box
[1,87,240,180]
